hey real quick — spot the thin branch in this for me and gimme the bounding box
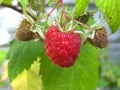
[1,3,36,20]
[60,0,67,19]
[1,3,22,13]
[35,1,60,23]
[68,17,93,31]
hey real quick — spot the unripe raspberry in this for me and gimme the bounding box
[88,27,109,48]
[16,19,38,41]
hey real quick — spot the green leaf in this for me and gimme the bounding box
[8,40,45,82]
[41,44,99,90]
[8,39,99,90]
[94,0,120,33]
[3,0,12,5]
[0,0,3,4]
[11,58,42,90]
[19,0,28,13]
[75,0,90,18]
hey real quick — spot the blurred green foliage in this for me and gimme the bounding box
[98,49,120,90]
[0,50,6,88]
[0,49,6,66]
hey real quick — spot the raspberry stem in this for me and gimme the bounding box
[31,24,45,40]
[60,0,67,31]
[73,31,88,44]
[36,28,45,40]
[35,1,60,23]
[60,12,63,26]
[91,19,105,30]
[70,17,93,31]
[57,0,93,32]
[60,0,67,19]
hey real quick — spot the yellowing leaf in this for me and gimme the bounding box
[8,40,44,82]
[30,57,40,75]
[1,60,8,82]
[11,58,42,90]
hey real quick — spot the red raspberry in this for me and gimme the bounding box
[45,26,81,67]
